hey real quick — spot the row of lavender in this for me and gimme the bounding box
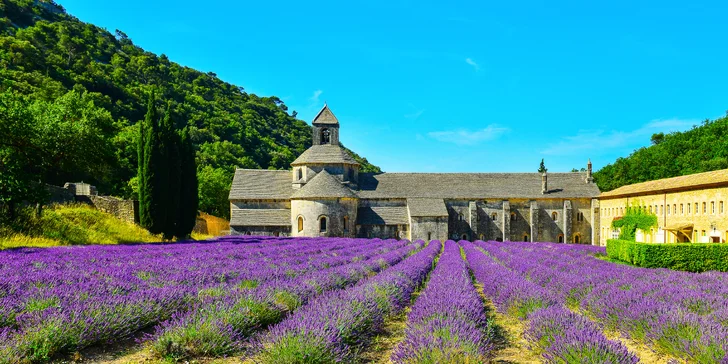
[478,240,728,362]
[0,237,416,362]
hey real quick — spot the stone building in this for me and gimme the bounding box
[599,169,728,245]
[229,105,601,243]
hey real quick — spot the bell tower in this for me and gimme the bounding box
[312,104,340,146]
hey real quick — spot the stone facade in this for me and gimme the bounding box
[599,170,728,245]
[229,105,602,244]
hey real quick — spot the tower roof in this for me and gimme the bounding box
[291,144,360,166]
[291,170,357,199]
[312,104,339,125]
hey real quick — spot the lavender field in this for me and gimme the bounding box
[0,237,726,363]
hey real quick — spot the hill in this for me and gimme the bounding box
[594,114,728,192]
[0,0,380,219]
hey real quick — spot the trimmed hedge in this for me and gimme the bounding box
[606,239,728,272]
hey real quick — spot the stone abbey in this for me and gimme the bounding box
[229,105,602,244]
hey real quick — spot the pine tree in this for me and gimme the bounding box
[538,159,548,173]
[176,127,199,238]
[160,102,180,239]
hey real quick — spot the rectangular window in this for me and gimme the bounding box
[680,204,684,214]
[695,203,698,214]
[688,203,691,214]
[711,201,715,214]
[660,205,663,215]
[721,201,724,214]
[673,204,676,214]
[649,206,652,214]
[703,202,707,214]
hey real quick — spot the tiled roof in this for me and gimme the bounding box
[312,104,339,125]
[600,169,728,198]
[230,208,291,226]
[357,206,409,225]
[291,170,357,199]
[229,169,291,200]
[357,172,600,199]
[407,198,448,217]
[291,145,359,166]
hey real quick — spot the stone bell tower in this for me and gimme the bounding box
[312,103,340,146]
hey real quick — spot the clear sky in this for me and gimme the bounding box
[61,0,728,173]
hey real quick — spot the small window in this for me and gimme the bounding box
[703,202,707,214]
[573,234,581,244]
[695,203,698,214]
[688,203,691,214]
[552,212,558,221]
[721,201,724,214]
[296,168,302,180]
[458,213,463,221]
[673,204,676,214]
[680,204,684,214]
[319,216,327,233]
[427,232,432,241]
[711,201,715,214]
[479,234,484,240]
[491,213,497,221]
[667,205,670,216]
[649,206,652,214]
[321,128,330,144]
[297,216,304,232]
[523,234,529,242]
[461,234,468,241]
[577,212,584,222]
[558,235,564,243]
[660,205,663,215]
[343,216,349,232]
[511,212,516,221]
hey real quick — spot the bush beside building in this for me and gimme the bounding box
[606,239,728,272]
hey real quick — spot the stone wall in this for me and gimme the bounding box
[291,198,358,238]
[78,195,139,224]
[357,224,405,239]
[230,225,290,237]
[410,216,448,242]
[45,184,75,204]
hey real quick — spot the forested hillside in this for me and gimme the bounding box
[0,0,380,219]
[595,114,728,191]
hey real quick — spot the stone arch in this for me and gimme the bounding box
[491,213,497,221]
[461,233,468,241]
[573,233,581,244]
[523,233,529,242]
[558,234,564,243]
[552,211,558,221]
[297,215,304,232]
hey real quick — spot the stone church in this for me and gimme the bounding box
[229,105,601,244]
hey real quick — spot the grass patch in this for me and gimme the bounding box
[0,203,163,249]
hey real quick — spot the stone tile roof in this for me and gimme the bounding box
[230,208,291,226]
[291,145,360,166]
[407,198,448,217]
[312,104,339,125]
[357,172,600,199]
[357,206,409,225]
[291,170,357,199]
[600,169,728,198]
[229,169,291,200]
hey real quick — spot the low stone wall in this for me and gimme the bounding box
[45,184,75,204]
[77,195,139,224]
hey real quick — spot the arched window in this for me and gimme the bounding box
[523,234,529,242]
[479,234,484,240]
[297,216,304,232]
[296,168,302,180]
[461,234,468,241]
[343,216,349,232]
[491,213,497,221]
[510,212,516,221]
[558,234,564,243]
[458,213,464,221]
[552,212,558,221]
[573,234,581,244]
[319,216,327,232]
[321,128,330,144]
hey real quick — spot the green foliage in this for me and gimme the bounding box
[606,239,728,272]
[595,115,728,191]
[176,127,198,238]
[0,1,381,218]
[538,159,547,173]
[610,204,657,241]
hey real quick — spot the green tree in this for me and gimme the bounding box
[139,93,167,234]
[159,102,180,239]
[538,159,548,173]
[176,127,199,238]
[198,166,232,219]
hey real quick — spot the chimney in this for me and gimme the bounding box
[541,172,548,194]
[586,159,594,183]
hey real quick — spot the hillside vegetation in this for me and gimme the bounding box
[0,0,380,219]
[0,204,165,249]
[595,115,728,191]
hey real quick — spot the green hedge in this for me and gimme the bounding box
[606,239,728,272]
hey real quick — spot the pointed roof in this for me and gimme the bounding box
[291,170,357,199]
[312,104,339,125]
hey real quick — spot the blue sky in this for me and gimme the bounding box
[61,0,728,173]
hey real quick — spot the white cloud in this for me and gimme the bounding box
[540,118,697,156]
[465,58,480,71]
[428,124,510,145]
[309,89,323,103]
[405,104,425,119]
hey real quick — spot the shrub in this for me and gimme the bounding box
[606,239,728,272]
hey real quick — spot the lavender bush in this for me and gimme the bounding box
[391,240,493,363]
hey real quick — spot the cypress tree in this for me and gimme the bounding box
[160,102,180,239]
[143,94,166,235]
[176,127,199,238]
[138,92,155,229]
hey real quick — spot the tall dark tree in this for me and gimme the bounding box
[538,159,548,173]
[160,102,180,239]
[176,127,199,238]
[139,92,167,235]
[137,92,151,228]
